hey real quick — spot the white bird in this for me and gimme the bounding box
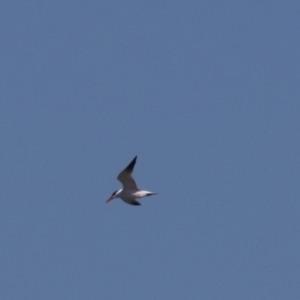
[106,156,157,206]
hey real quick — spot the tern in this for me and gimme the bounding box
[106,156,157,206]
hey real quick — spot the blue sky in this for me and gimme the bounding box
[1,1,300,299]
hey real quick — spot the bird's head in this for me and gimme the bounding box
[106,189,122,203]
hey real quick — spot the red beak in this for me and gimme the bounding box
[106,196,114,203]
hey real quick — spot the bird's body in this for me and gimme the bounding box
[106,156,157,206]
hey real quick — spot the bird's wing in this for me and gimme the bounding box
[121,197,141,206]
[117,156,138,189]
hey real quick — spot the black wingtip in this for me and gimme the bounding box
[129,201,141,206]
[125,156,137,173]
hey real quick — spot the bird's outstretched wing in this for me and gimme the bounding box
[121,197,141,206]
[121,198,142,205]
[117,156,138,189]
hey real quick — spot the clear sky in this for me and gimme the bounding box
[1,1,300,299]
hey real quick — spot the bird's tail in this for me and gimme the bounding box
[146,192,158,197]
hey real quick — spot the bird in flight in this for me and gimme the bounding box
[106,156,157,206]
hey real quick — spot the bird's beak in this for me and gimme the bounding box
[106,196,114,203]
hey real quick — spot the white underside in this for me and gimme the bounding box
[118,189,153,199]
